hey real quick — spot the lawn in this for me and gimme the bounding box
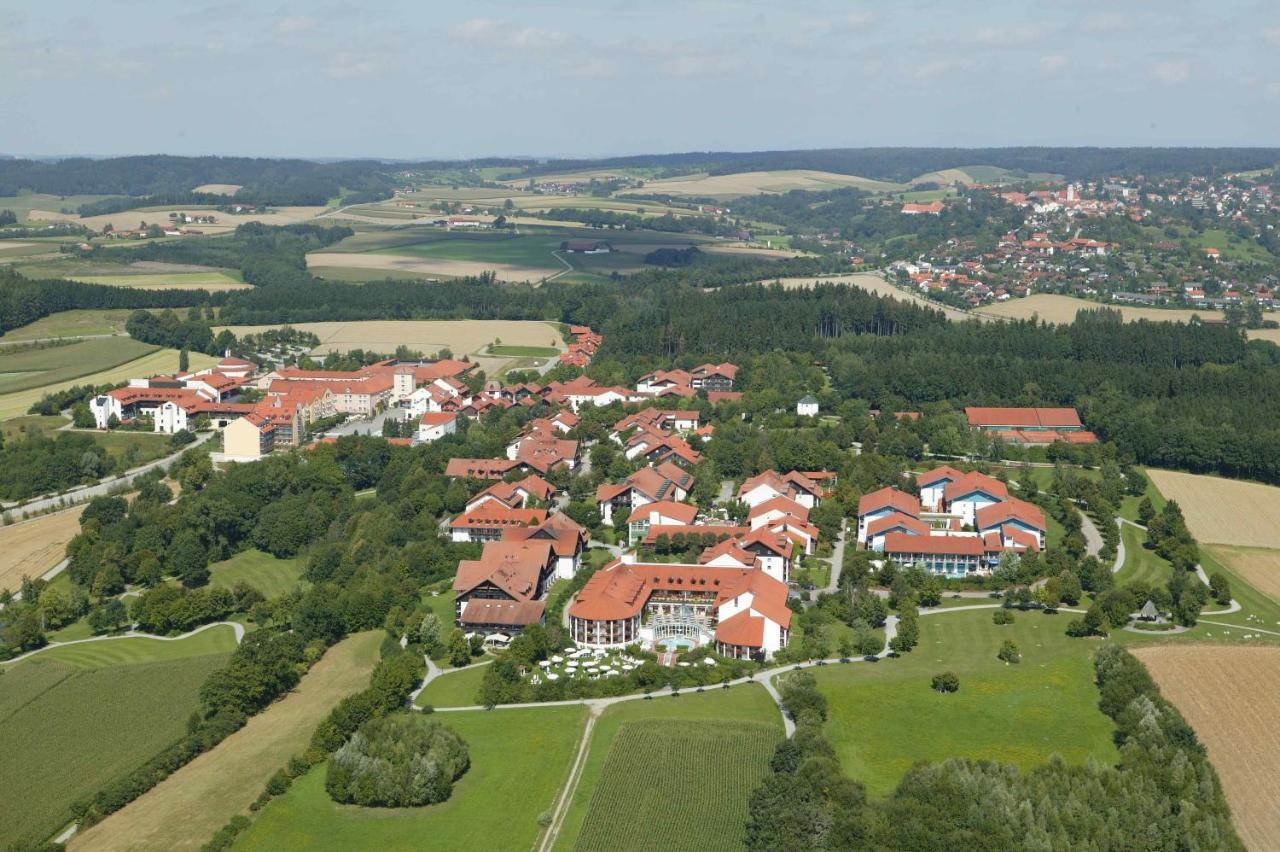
[1,413,67,437]
[209,548,308,598]
[0,337,157,394]
[1115,523,1173,586]
[487,344,561,357]
[1118,471,1166,522]
[0,308,136,342]
[234,704,587,852]
[0,630,235,848]
[415,662,490,708]
[89,429,173,466]
[574,719,778,852]
[0,347,219,420]
[69,632,383,852]
[554,683,782,850]
[806,608,1119,797]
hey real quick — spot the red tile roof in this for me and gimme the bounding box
[857,487,921,518]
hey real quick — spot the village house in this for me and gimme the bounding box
[595,462,696,526]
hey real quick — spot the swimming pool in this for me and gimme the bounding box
[658,637,695,651]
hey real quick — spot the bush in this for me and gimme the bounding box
[991,608,1015,626]
[326,714,469,807]
[931,672,959,693]
[997,640,1020,664]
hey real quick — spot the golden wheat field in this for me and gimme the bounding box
[0,508,85,594]
[304,251,563,283]
[765,273,974,319]
[1147,469,1280,548]
[1204,546,1280,603]
[192,184,242,195]
[1132,645,1280,851]
[975,293,1227,324]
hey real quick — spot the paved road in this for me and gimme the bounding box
[1,430,214,515]
[717,479,734,503]
[1079,509,1104,559]
[818,520,848,596]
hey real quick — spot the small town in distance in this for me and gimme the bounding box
[1,3,1279,851]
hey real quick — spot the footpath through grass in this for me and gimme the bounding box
[807,608,1119,797]
[0,630,235,848]
[1115,523,1174,586]
[235,704,587,852]
[69,631,383,852]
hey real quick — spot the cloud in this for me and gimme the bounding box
[1081,12,1127,34]
[1264,27,1280,46]
[1150,60,1190,83]
[328,52,383,79]
[453,18,568,48]
[1039,54,1067,71]
[275,16,316,34]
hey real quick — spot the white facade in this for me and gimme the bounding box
[796,397,819,417]
[417,414,458,444]
[948,490,1003,527]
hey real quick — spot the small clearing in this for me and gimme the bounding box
[68,631,383,852]
[1147,469,1280,549]
[1132,645,1280,852]
[193,184,242,195]
[767,272,972,319]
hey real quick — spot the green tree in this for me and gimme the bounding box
[447,628,471,668]
[930,671,959,693]
[997,640,1021,663]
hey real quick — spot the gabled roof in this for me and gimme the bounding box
[976,498,1046,533]
[748,495,810,522]
[943,471,1009,502]
[857,487,921,519]
[866,514,931,539]
[452,540,555,601]
[882,532,984,556]
[445,458,520,479]
[965,407,1083,429]
[917,465,966,488]
[627,500,698,525]
[458,598,545,628]
[449,505,547,530]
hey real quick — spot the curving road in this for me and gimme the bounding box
[0,619,244,666]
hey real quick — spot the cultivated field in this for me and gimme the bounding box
[0,337,157,395]
[236,705,587,852]
[306,249,564,282]
[0,193,124,219]
[1146,469,1280,548]
[0,309,134,342]
[1204,546,1280,604]
[554,685,783,850]
[209,549,307,598]
[28,205,328,236]
[0,630,235,848]
[193,184,242,195]
[67,270,249,291]
[574,719,778,852]
[69,631,383,852]
[1132,645,1280,851]
[808,608,1118,796]
[768,272,973,320]
[617,169,907,199]
[975,293,1227,325]
[214,319,565,370]
[0,508,86,594]
[0,348,219,421]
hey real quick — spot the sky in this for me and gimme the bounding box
[1,0,1278,159]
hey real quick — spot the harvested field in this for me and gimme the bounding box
[66,271,249,291]
[1147,469,1280,548]
[618,169,906,199]
[975,293,1227,325]
[766,272,973,320]
[1205,546,1280,603]
[1132,645,1280,851]
[28,206,327,236]
[193,184,241,195]
[215,319,564,361]
[305,250,562,282]
[0,508,85,594]
[68,631,383,852]
[0,348,218,421]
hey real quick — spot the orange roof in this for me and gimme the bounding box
[866,514,930,539]
[857,486,921,518]
[445,458,520,479]
[420,411,458,426]
[943,471,1009,502]
[458,598,545,628]
[976,498,1046,533]
[747,495,810,522]
[965,407,1083,429]
[453,540,554,601]
[882,532,984,556]
[450,506,547,530]
[714,610,764,647]
[627,500,698,525]
[916,465,966,488]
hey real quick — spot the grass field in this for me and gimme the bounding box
[0,309,135,342]
[89,429,172,465]
[1115,522,1173,586]
[0,629,235,848]
[69,631,383,852]
[209,549,307,598]
[0,347,219,421]
[807,608,1119,797]
[554,684,782,850]
[487,344,561,357]
[1146,469,1280,548]
[1,413,67,436]
[573,719,778,852]
[0,193,124,220]
[414,662,489,708]
[0,508,85,593]
[1132,644,1280,851]
[235,704,587,852]
[0,337,157,395]
[66,270,249,291]
[28,205,328,236]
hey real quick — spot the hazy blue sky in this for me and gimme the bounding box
[2,1,1277,158]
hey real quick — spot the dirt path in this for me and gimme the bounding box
[0,621,244,666]
[535,707,599,852]
[68,632,382,852]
